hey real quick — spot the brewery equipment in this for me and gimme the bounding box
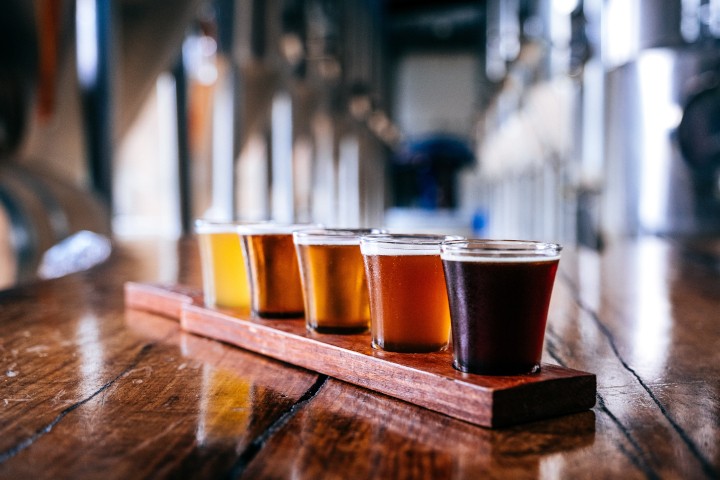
[603,0,720,237]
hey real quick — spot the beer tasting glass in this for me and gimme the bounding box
[195,219,251,311]
[238,223,318,318]
[360,234,460,353]
[293,228,384,334]
[440,239,562,375]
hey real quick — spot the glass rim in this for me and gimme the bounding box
[194,219,270,234]
[293,228,386,245]
[236,222,322,235]
[440,239,562,260]
[360,233,464,255]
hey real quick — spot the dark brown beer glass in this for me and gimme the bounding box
[293,228,384,334]
[360,234,461,353]
[441,239,562,375]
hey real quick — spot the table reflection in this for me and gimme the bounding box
[631,238,671,379]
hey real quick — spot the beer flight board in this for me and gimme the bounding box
[124,281,596,428]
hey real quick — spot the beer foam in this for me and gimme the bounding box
[195,219,277,234]
[360,243,440,256]
[294,236,360,246]
[440,252,561,262]
[359,234,458,256]
[236,223,321,235]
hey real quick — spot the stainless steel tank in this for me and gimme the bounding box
[602,0,720,237]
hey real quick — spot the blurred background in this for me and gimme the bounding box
[2,0,720,288]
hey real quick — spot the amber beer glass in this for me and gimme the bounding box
[238,223,316,318]
[294,229,383,333]
[441,239,562,375]
[360,234,459,353]
[195,220,251,311]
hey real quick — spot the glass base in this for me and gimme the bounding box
[309,325,369,335]
[453,360,541,376]
[254,310,305,319]
[372,340,448,353]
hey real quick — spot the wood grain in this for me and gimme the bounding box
[125,281,596,428]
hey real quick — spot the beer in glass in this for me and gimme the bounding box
[294,229,383,334]
[195,220,251,311]
[238,223,317,318]
[441,239,562,375]
[360,234,460,353]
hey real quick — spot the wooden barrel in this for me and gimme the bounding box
[0,164,111,289]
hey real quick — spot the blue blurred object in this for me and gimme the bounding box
[394,135,475,168]
[472,208,487,237]
[391,134,475,209]
[38,230,112,280]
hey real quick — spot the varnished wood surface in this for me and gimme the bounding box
[0,236,719,479]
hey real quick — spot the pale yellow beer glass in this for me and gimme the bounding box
[195,220,251,311]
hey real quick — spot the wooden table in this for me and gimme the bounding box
[0,235,718,479]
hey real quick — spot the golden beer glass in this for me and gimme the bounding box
[238,223,318,318]
[293,228,383,334]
